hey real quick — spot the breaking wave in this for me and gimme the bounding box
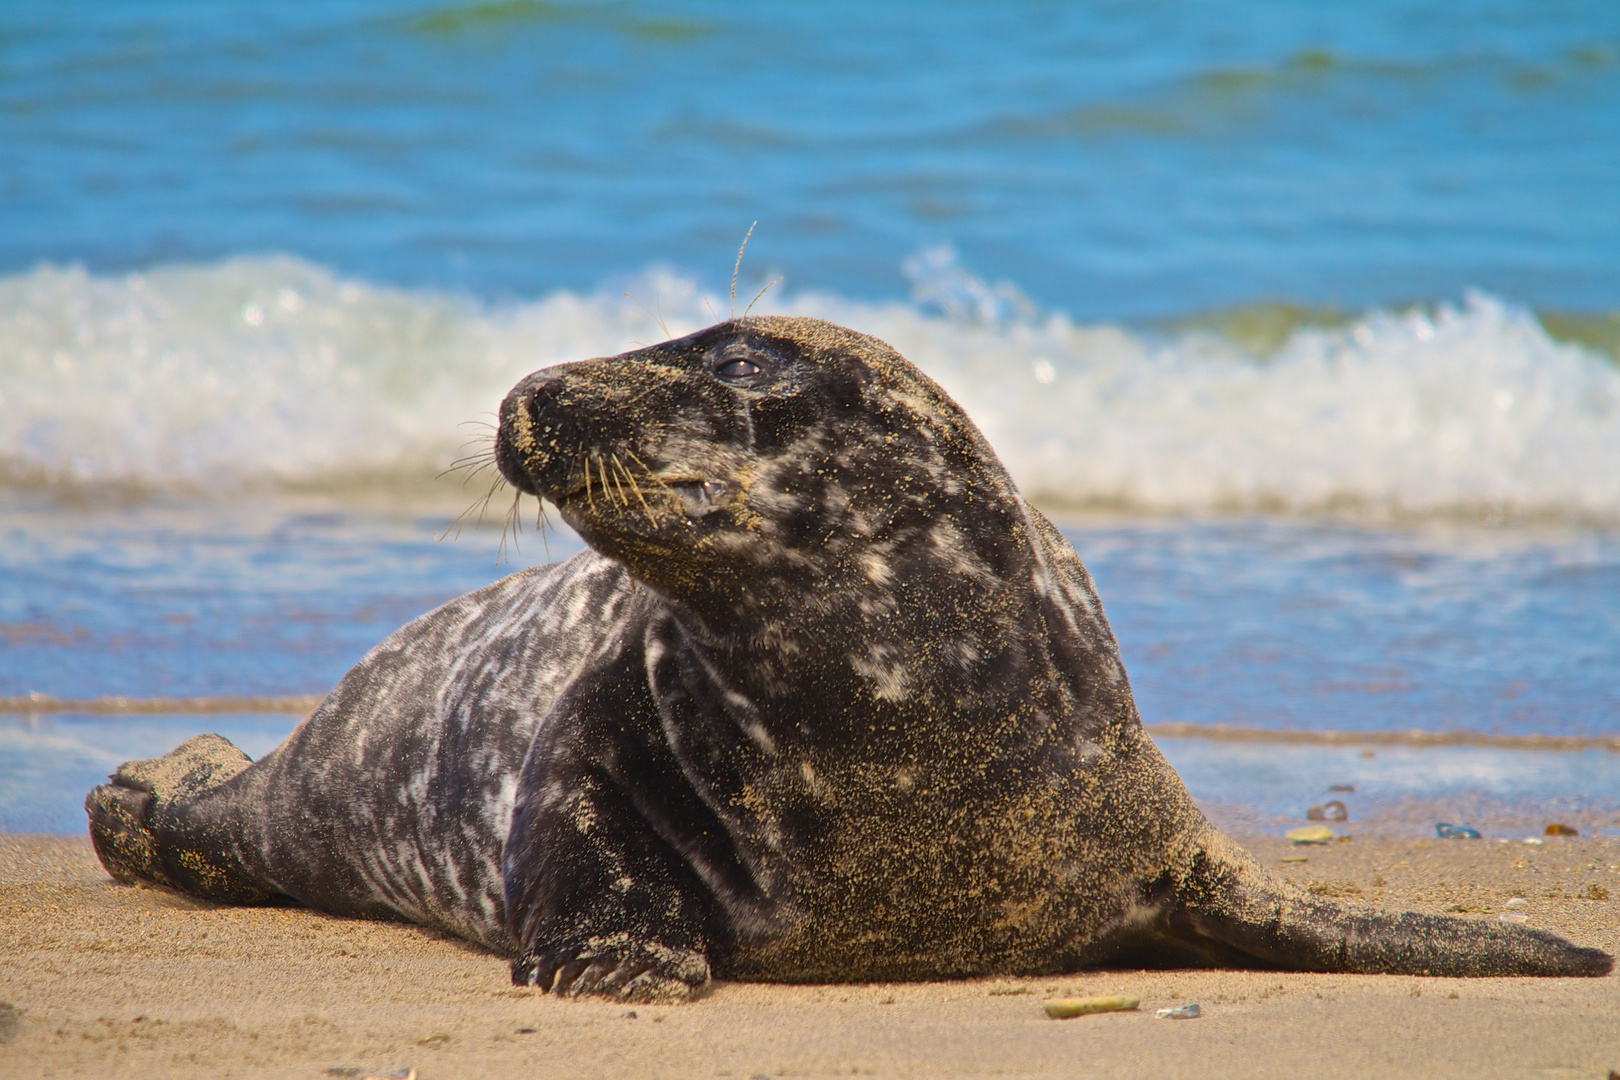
[3,251,1618,521]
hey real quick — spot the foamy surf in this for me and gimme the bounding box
[2,253,1618,520]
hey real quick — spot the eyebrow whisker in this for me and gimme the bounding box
[730,221,757,320]
[744,276,782,317]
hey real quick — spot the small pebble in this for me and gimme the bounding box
[1155,1003,1200,1019]
[1307,800,1349,822]
[1504,898,1528,909]
[1544,823,1578,837]
[1043,995,1140,1019]
[1286,825,1334,844]
[1280,856,1309,863]
[1522,838,1545,846]
[1435,823,1481,840]
[1498,913,1529,924]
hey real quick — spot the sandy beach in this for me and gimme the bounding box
[2,829,1615,1079]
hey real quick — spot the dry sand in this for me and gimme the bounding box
[2,831,1616,1079]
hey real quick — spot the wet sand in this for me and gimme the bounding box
[1,831,1616,1079]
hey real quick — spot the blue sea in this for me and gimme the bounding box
[2,0,1618,834]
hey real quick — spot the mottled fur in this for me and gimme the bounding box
[88,316,1611,1000]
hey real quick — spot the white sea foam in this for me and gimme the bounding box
[2,253,1618,519]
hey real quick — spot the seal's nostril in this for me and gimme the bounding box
[494,380,549,496]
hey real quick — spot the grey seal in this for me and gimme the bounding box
[86,315,1613,1001]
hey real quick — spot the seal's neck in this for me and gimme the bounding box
[656,494,1067,722]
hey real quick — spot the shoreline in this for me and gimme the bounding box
[2,832,1615,1079]
[5,696,1617,755]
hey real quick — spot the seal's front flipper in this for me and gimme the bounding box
[503,669,728,1003]
[85,733,274,903]
[510,938,711,1002]
[504,769,716,1001]
[503,757,717,1002]
[1166,833,1613,977]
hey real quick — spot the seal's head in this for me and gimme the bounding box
[495,316,1030,639]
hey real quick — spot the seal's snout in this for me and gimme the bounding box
[496,368,617,500]
[494,362,653,506]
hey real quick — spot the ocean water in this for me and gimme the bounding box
[6,0,1620,317]
[3,0,1618,834]
[4,505,1617,834]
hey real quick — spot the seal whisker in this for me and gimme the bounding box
[441,449,498,483]
[598,453,617,506]
[496,488,524,564]
[617,381,665,410]
[623,291,671,341]
[623,450,663,486]
[600,453,622,508]
[441,421,501,483]
[730,221,757,320]
[533,497,553,561]
[438,473,506,544]
[593,453,615,508]
[623,451,673,513]
[607,455,630,508]
[615,455,655,522]
[743,276,783,317]
[447,447,497,467]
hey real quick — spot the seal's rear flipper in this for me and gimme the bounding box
[1166,834,1613,977]
[85,734,272,902]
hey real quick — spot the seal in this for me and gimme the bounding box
[86,315,1612,1001]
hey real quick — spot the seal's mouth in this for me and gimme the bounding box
[546,469,733,520]
[661,478,731,512]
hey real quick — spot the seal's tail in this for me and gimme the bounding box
[1164,833,1613,978]
[85,733,274,903]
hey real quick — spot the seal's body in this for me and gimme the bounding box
[87,316,1612,1000]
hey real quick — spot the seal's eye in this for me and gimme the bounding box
[717,358,762,379]
[708,344,776,386]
